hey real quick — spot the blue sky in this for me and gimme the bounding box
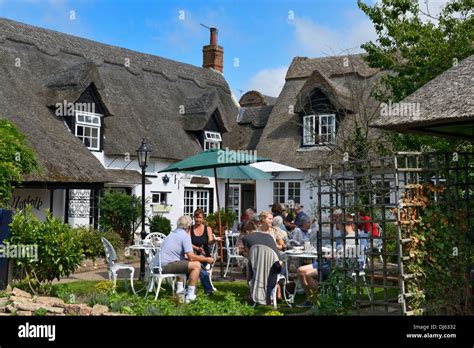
[0,0,446,98]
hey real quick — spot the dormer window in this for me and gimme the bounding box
[204,131,222,150]
[75,111,102,150]
[303,114,336,145]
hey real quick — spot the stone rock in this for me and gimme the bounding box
[0,297,9,304]
[0,313,11,316]
[14,301,44,312]
[45,313,66,316]
[6,304,16,314]
[64,304,93,316]
[91,304,109,316]
[35,296,65,308]
[9,295,31,303]
[16,310,33,316]
[12,288,32,299]
[45,306,64,315]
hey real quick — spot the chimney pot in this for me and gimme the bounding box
[210,27,218,45]
[203,27,223,73]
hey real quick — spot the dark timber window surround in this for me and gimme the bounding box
[299,88,340,147]
[204,130,222,150]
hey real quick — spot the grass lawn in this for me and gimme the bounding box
[46,279,399,316]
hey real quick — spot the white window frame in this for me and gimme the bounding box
[228,184,241,221]
[184,189,210,216]
[151,192,168,205]
[75,111,102,151]
[204,131,222,150]
[302,114,336,145]
[273,181,301,204]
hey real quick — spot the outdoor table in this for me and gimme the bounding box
[128,243,160,252]
[128,243,161,295]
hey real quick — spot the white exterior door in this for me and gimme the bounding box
[184,188,210,216]
[228,184,241,221]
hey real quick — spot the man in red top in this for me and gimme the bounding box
[359,212,379,237]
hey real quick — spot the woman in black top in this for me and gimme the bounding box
[190,209,217,257]
[190,209,218,295]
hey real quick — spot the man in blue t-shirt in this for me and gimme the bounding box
[154,215,214,302]
[294,204,309,229]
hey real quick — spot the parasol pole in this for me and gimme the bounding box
[214,167,224,277]
[225,179,230,231]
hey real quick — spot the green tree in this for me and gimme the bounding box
[0,119,39,207]
[358,0,474,151]
[98,192,142,244]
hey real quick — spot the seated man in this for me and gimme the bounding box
[296,213,356,308]
[154,215,214,302]
[292,216,312,245]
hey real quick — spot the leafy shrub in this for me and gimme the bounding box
[314,268,354,316]
[85,292,110,307]
[34,307,48,316]
[149,215,171,235]
[7,208,83,294]
[263,310,284,316]
[99,192,142,244]
[95,280,115,294]
[107,291,255,316]
[74,226,124,260]
[205,209,237,231]
[52,284,76,304]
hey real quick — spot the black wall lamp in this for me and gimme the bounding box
[162,174,170,184]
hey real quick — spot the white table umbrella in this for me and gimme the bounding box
[249,161,302,172]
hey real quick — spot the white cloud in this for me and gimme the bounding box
[289,12,377,57]
[245,66,288,97]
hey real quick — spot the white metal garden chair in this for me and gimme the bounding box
[224,230,246,277]
[207,234,219,291]
[101,237,136,294]
[145,248,187,300]
[145,232,167,249]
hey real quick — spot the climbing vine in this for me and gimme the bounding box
[397,184,472,315]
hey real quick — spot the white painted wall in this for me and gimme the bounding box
[255,170,321,219]
[104,156,219,230]
[11,188,65,221]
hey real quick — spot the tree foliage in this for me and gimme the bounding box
[98,192,142,244]
[0,119,39,207]
[358,0,474,151]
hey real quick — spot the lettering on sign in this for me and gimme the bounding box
[11,195,44,210]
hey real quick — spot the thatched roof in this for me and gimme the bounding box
[106,169,152,185]
[371,55,474,140]
[255,54,382,169]
[235,105,273,150]
[239,90,277,107]
[238,105,273,128]
[0,18,243,182]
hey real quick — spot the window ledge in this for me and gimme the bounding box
[297,146,332,152]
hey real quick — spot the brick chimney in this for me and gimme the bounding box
[202,27,223,73]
